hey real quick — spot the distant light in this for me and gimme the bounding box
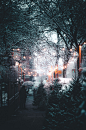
[84,42,86,44]
[17,48,20,51]
[70,49,72,51]
[15,62,19,66]
[65,66,66,68]
[55,66,58,70]
[59,58,63,63]
[62,48,65,51]
[73,52,76,56]
[43,48,46,51]
[48,72,51,76]
[63,66,67,69]
[53,52,56,56]
[23,56,26,59]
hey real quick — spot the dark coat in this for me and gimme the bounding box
[19,86,26,103]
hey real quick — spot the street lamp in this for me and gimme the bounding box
[78,41,86,75]
[17,48,20,51]
[70,49,72,52]
[23,56,26,59]
[15,61,19,66]
[79,45,82,69]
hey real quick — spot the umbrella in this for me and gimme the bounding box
[22,81,34,89]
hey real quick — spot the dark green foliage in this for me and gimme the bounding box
[33,83,47,110]
[43,78,85,130]
[69,78,83,104]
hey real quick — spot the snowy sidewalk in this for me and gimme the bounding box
[0,95,45,130]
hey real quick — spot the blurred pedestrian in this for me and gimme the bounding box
[19,85,26,109]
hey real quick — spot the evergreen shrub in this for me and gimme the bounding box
[43,78,85,130]
[33,82,47,110]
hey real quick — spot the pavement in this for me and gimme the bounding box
[0,95,45,130]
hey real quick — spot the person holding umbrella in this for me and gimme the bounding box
[19,85,26,109]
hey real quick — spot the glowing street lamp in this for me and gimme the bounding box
[62,48,65,51]
[29,57,31,59]
[84,42,86,44]
[78,41,86,75]
[15,62,19,66]
[79,45,82,69]
[17,48,20,51]
[70,49,72,52]
[23,56,26,59]
[65,66,66,69]
[73,52,76,56]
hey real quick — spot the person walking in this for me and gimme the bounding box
[19,85,26,109]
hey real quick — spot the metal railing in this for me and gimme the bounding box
[0,81,20,118]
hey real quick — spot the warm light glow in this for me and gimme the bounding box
[15,62,19,66]
[55,66,58,70]
[73,52,76,56]
[43,48,46,51]
[65,66,66,68]
[62,48,65,51]
[17,48,20,51]
[29,57,31,59]
[48,72,52,76]
[23,56,26,59]
[53,52,56,56]
[63,66,64,69]
[79,45,81,68]
[70,49,72,51]
[84,42,86,44]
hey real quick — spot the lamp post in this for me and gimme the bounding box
[79,45,82,69]
[78,41,86,76]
